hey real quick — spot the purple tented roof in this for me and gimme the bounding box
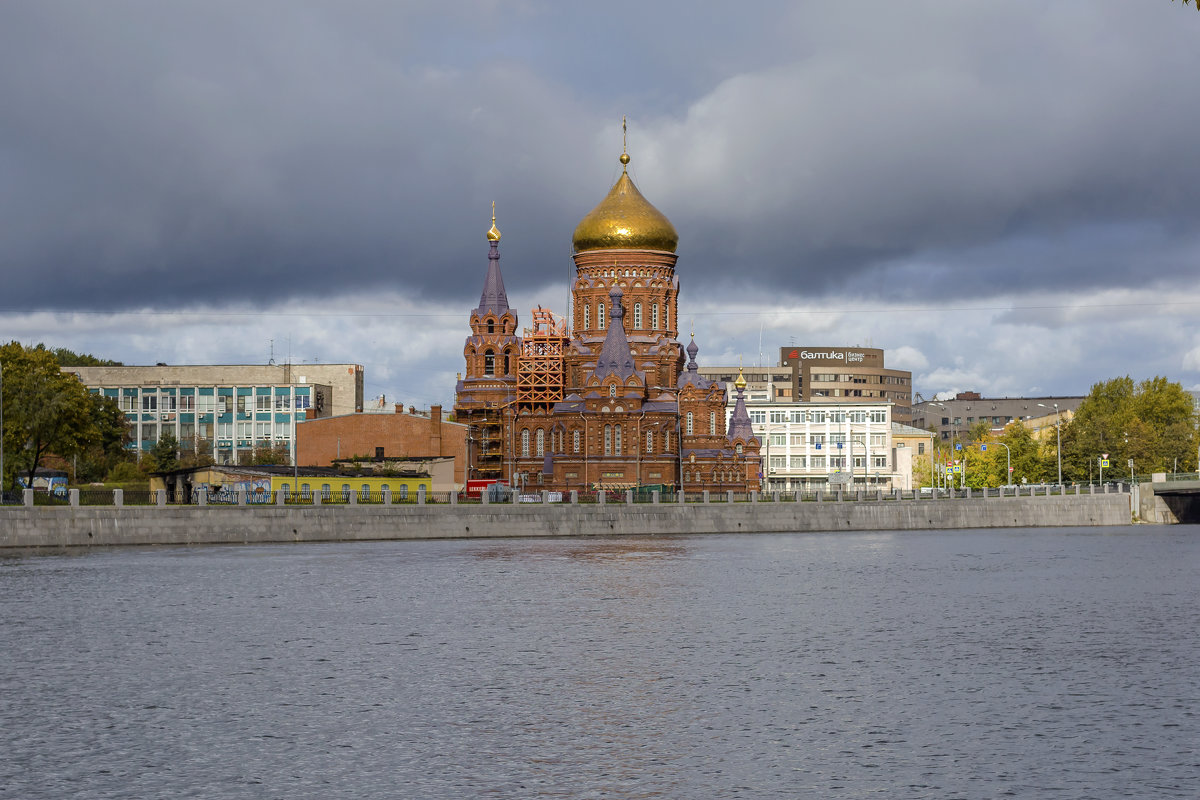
[475,240,510,316]
[727,386,756,444]
[592,288,637,381]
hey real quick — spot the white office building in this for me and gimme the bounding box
[737,401,904,491]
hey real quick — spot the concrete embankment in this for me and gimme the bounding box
[0,493,1132,549]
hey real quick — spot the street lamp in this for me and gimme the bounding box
[1038,402,1062,487]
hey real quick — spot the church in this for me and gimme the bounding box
[453,140,760,494]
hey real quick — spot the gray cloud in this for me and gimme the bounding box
[2,1,1199,399]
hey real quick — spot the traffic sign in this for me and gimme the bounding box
[980,444,988,451]
[955,443,962,451]
[1101,459,1110,468]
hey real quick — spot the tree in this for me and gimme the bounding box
[1061,376,1198,481]
[148,433,181,473]
[1171,0,1199,10]
[247,443,292,465]
[1,342,105,491]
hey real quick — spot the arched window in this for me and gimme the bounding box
[604,425,612,455]
[521,429,530,458]
[652,303,659,329]
[487,319,495,334]
[686,411,694,435]
[361,484,370,499]
[663,431,670,452]
[665,303,670,331]
[484,350,495,376]
[633,302,642,329]
[503,352,510,375]
[614,425,622,456]
[646,431,653,453]
[341,484,351,501]
[583,304,590,330]
[573,430,581,453]
[597,301,605,330]
[710,411,716,434]
[736,444,744,455]
[399,485,409,500]
[321,484,331,500]
[418,484,426,493]
[381,484,390,495]
[301,483,311,499]
[536,428,545,457]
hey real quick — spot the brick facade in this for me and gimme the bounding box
[296,405,467,485]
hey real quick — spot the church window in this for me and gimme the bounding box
[597,302,605,330]
[686,411,694,435]
[604,425,612,455]
[736,444,743,454]
[710,411,716,434]
[484,350,495,376]
[487,319,494,334]
[609,384,617,398]
[573,430,580,453]
[503,353,510,375]
[614,425,622,455]
[521,429,530,458]
[664,303,670,331]
[651,303,659,329]
[634,302,642,329]
[583,304,590,330]
[536,428,545,457]
[663,431,670,452]
[646,431,653,453]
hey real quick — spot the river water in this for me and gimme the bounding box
[1,526,1197,799]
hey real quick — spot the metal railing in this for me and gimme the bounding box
[1,482,1132,510]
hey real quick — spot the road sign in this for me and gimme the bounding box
[1101,459,1110,468]
[1009,466,1014,472]
[955,443,962,451]
[1102,453,1109,459]
[980,444,988,451]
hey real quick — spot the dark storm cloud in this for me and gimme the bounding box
[1,0,1198,318]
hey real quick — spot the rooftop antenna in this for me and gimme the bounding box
[268,338,276,366]
[758,319,763,368]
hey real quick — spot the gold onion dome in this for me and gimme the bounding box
[571,153,678,253]
[487,202,501,241]
[735,367,747,391]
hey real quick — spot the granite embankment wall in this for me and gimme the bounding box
[0,493,1132,549]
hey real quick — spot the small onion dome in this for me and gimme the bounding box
[572,154,678,253]
[735,367,747,391]
[487,208,501,242]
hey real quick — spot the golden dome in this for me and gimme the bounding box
[735,367,747,391]
[572,154,678,253]
[487,201,501,242]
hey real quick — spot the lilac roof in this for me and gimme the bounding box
[474,240,510,316]
[726,385,757,444]
[677,336,715,390]
[592,288,637,382]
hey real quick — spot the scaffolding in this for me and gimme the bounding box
[516,306,569,414]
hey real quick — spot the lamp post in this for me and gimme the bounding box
[1038,402,1062,487]
[0,358,4,500]
[992,441,1012,487]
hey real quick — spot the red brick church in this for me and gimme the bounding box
[453,143,760,494]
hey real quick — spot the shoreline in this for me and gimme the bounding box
[1,493,1132,550]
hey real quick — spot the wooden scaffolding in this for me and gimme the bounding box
[516,306,569,414]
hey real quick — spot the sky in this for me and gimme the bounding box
[2,1,1200,409]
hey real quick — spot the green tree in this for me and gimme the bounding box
[1,342,104,491]
[1061,376,1198,481]
[51,348,123,367]
[247,443,292,466]
[148,432,181,473]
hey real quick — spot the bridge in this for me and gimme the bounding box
[1140,475,1200,523]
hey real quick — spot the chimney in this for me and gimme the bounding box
[431,404,443,454]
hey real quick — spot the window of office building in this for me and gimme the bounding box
[790,455,806,469]
[142,394,157,412]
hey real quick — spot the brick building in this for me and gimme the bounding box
[296,404,467,485]
[454,142,760,493]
